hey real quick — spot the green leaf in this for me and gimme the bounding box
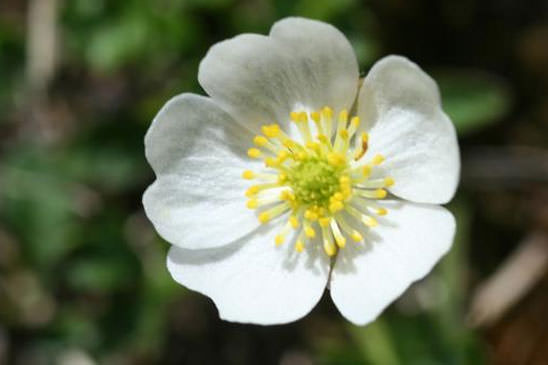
[435,70,511,135]
[66,256,135,292]
[347,319,401,365]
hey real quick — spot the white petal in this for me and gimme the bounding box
[198,17,359,128]
[143,93,262,249]
[269,17,360,112]
[330,201,455,326]
[167,224,331,325]
[358,55,460,204]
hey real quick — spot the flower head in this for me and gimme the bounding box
[143,17,459,325]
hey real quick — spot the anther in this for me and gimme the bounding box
[338,109,348,123]
[304,210,318,221]
[354,188,387,199]
[319,217,331,227]
[246,199,258,209]
[265,157,278,167]
[350,230,363,242]
[327,152,345,166]
[290,111,300,122]
[247,148,261,158]
[372,154,385,165]
[375,207,388,216]
[253,136,268,146]
[258,212,270,223]
[262,124,281,138]
[304,225,316,238]
[361,215,378,227]
[311,111,320,123]
[245,186,260,197]
[242,170,255,179]
[375,189,387,198]
[354,133,369,161]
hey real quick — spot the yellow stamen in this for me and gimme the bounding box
[362,215,378,227]
[262,124,281,138]
[253,136,268,147]
[334,109,348,151]
[354,188,387,199]
[330,219,346,248]
[372,154,385,165]
[264,157,278,167]
[376,207,388,216]
[245,186,260,197]
[329,201,344,213]
[319,217,331,227]
[242,170,254,179]
[247,148,261,158]
[246,199,258,209]
[290,111,300,122]
[358,178,393,189]
[348,116,360,137]
[353,133,369,161]
[345,205,378,228]
[322,106,333,137]
[327,152,346,167]
[375,189,387,198]
[336,215,364,242]
[289,215,300,228]
[257,203,289,224]
[304,209,319,221]
[321,226,337,256]
[245,183,279,197]
[304,224,316,238]
[242,108,393,257]
[351,230,363,242]
[258,212,270,223]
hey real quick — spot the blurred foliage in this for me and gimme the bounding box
[1,0,546,364]
[436,70,512,135]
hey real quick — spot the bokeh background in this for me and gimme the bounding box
[1,0,548,364]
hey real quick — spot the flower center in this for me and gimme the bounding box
[287,157,342,208]
[242,107,394,256]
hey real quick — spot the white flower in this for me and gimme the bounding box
[143,17,460,326]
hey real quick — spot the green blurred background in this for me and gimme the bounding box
[1,0,548,364]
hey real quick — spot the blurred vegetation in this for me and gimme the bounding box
[1,0,547,364]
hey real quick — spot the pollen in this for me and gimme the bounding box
[253,136,269,146]
[246,199,258,209]
[247,148,262,158]
[242,107,394,256]
[258,212,270,223]
[372,154,385,165]
[242,170,255,179]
